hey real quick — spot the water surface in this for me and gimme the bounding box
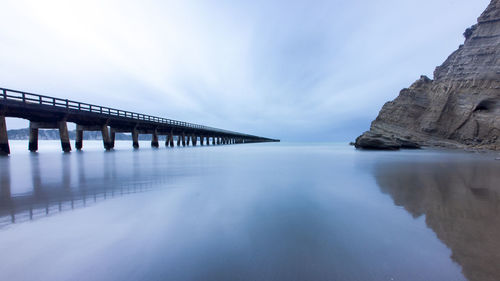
[0,141,499,281]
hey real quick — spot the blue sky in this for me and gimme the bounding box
[0,0,490,141]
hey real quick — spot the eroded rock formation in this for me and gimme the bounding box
[355,0,500,150]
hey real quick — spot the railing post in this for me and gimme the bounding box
[66,99,69,108]
[2,89,6,100]
[39,96,42,104]
[22,93,26,103]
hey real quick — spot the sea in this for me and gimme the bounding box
[0,140,499,281]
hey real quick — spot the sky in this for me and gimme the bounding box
[0,0,491,141]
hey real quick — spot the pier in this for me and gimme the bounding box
[0,87,278,154]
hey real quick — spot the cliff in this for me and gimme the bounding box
[355,0,500,150]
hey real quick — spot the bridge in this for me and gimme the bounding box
[0,87,279,154]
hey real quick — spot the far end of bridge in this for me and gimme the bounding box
[0,87,279,155]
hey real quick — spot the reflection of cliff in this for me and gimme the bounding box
[374,159,500,281]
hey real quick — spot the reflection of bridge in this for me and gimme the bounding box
[0,87,279,154]
[0,178,162,227]
[0,153,176,228]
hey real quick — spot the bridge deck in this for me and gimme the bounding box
[0,87,278,154]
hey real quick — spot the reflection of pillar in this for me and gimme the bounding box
[31,155,42,196]
[101,125,113,150]
[0,158,11,201]
[132,128,139,149]
[58,121,71,152]
[29,122,39,152]
[151,130,159,148]
[75,129,83,150]
[0,116,10,155]
[61,153,71,189]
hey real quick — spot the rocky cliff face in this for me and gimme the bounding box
[355,0,500,150]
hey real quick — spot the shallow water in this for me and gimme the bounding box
[0,141,499,281]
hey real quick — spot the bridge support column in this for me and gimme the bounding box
[186,133,191,146]
[177,135,181,146]
[58,121,71,152]
[212,136,216,145]
[166,131,173,147]
[101,125,113,150]
[110,128,115,149]
[0,116,9,155]
[192,135,197,146]
[182,132,186,147]
[132,129,139,149]
[75,129,83,150]
[217,137,220,145]
[28,123,38,152]
[151,130,159,148]
[200,136,204,146]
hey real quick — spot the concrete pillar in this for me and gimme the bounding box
[101,125,112,150]
[186,133,191,146]
[177,135,181,146]
[0,116,9,155]
[182,132,186,147]
[169,131,174,147]
[212,136,216,145]
[132,129,139,149]
[200,136,204,146]
[75,129,83,150]
[28,124,39,152]
[151,130,159,148]
[110,128,116,149]
[192,135,197,146]
[217,137,220,145]
[58,121,71,152]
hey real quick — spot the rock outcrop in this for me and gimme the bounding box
[355,0,500,150]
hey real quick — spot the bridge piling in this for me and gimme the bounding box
[58,121,71,152]
[75,129,83,150]
[110,128,116,149]
[168,131,174,147]
[192,135,197,146]
[177,135,181,146]
[182,132,186,147]
[28,124,38,152]
[0,116,9,155]
[101,125,113,150]
[132,129,139,149]
[151,130,159,148]
[200,136,204,146]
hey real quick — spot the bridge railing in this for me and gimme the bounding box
[1,87,256,138]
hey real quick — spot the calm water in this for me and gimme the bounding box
[0,141,499,281]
